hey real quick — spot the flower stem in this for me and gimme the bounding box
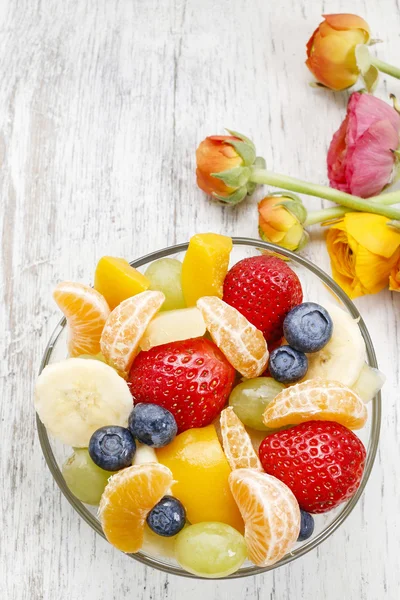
[304,190,400,226]
[370,56,400,79]
[250,168,400,220]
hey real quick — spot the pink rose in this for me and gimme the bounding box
[327,92,400,198]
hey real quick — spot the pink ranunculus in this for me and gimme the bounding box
[327,92,400,198]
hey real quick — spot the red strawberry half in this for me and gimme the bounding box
[223,255,303,343]
[259,421,366,513]
[128,338,235,432]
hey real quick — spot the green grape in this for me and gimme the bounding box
[145,258,186,311]
[229,377,285,431]
[175,522,247,578]
[77,353,107,363]
[62,449,113,505]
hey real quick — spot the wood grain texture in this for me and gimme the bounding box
[1,0,399,598]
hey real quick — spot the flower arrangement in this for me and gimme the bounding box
[194,13,400,299]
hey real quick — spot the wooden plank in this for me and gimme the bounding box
[1,0,399,597]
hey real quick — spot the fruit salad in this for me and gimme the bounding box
[35,233,385,578]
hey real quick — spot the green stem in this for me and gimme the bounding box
[304,190,400,226]
[250,168,400,220]
[370,56,400,79]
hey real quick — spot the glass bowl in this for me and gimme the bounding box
[36,238,381,579]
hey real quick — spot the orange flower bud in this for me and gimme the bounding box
[258,194,309,252]
[306,14,370,91]
[196,131,264,205]
[196,136,243,197]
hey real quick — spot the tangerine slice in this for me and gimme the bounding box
[229,468,300,567]
[262,377,367,430]
[99,463,173,553]
[100,290,164,378]
[197,296,269,379]
[220,407,262,471]
[53,282,110,357]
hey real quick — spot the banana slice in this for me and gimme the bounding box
[304,304,366,387]
[352,363,386,403]
[35,358,133,447]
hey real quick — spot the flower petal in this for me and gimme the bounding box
[327,115,350,191]
[344,213,400,258]
[347,92,400,145]
[354,245,400,294]
[323,13,370,38]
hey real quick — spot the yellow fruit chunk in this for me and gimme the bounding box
[94,256,150,310]
[157,424,244,532]
[53,282,110,357]
[181,233,232,306]
[99,463,173,553]
[197,296,269,378]
[100,291,165,378]
[220,407,262,471]
[229,468,300,567]
[140,307,206,351]
[263,378,368,430]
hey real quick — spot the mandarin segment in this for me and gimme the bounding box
[229,468,300,567]
[181,233,232,306]
[99,463,173,553]
[156,424,244,532]
[100,290,165,378]
[262,378,368,430]
[197,296,269,379]
[94,256,150,310]
[220,407,262,471]
[53,282,110,357]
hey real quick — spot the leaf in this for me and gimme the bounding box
[225,139,256,166]
[225,129,256,151]
[355,44,371,75]
[212,186,248,206]
[362,65,379,93]
[211,166,250,188]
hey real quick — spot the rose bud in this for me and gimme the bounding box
[306,14,370,91]
[258,193,309,251]
[196,130,265,205]
[327,92,400,198]
[326,212,400,298]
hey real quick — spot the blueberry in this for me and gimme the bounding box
[128,403,177,448]
[297,510,315,541]
[147,496,186,537]
[88,426,136,471]
[283,302,333,353]
[269,345,308,383]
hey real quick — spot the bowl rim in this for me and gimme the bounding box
[36,237,381,579]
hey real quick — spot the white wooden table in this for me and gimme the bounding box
[1,0,399,598]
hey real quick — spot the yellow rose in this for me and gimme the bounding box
[326,213,400,298]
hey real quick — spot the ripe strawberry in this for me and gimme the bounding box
[223,255,302,343]
[259,421,366,513]
[128,338,235,432]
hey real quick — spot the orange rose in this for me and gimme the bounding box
[306,14,370,91]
